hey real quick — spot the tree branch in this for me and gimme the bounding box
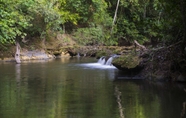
[134,40,147,51]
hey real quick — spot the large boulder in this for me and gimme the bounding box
[112,53,143,73]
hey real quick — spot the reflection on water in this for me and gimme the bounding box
[115,86,124,118]
[15,64,21,85]
[0,58,186,118]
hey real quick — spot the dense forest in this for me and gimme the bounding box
[1,0,186,78]
[1,0,186,46]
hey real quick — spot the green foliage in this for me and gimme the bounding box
[92,0,111,26]
[72,27,104,45]
[110,0,164,44]
[91,0,116,45]
[158,0,186,43]
[0,0,114,45]
[70,0,117,46]
[25,0,63,37]
[108,0,186,45]
[72,26,118,46]
[1,0,184,46]
[0,0,31,44]
[61,0,93,24]
[52,0,80,25]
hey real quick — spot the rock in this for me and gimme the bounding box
[112,54,143,73]
[61,52,70,57]
[3,57,15,62]
[20,50,55,61]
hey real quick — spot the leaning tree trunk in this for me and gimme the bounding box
[134,40,147,51]
[15,42,21,64]
[111,0,120,34]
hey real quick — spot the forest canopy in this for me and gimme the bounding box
[0,0,185,46]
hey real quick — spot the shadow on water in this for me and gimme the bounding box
[114,70,144,80]
[113,76,186,118]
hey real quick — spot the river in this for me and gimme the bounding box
[0,57,186,118]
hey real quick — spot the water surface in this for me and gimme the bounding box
[0,57,186,118]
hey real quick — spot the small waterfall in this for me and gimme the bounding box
[77,53,80,57]
[105,57,113,65]
[98,56,114,66]
[98,56,106,65]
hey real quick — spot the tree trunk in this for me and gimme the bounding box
[111,0,120,34]
[15,42,21,64]
[143,4,146,19]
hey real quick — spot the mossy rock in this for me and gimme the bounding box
[112,54,142,72]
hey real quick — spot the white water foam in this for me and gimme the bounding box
[79,63,116,69]
[77,56,116,69]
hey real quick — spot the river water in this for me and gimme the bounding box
[0,57,186,118]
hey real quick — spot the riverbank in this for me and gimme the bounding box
[140,44,186,82]
[112,43,186,82]
[1,37,186,82]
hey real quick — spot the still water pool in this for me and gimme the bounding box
[0,57,186,118]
